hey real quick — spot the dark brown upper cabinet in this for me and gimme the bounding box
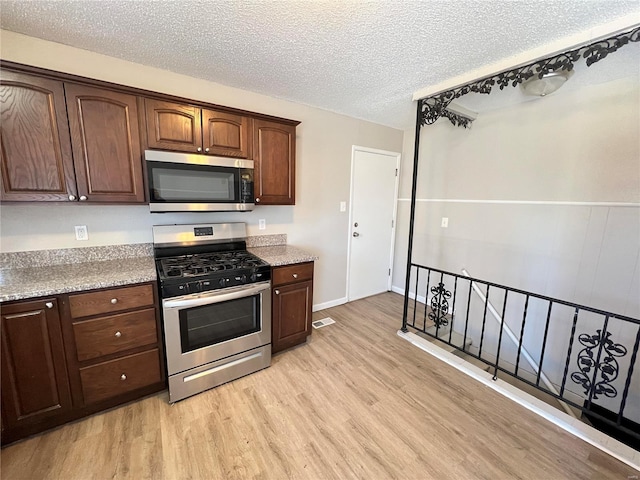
[0,71,77,201]
[253,119,296,205]
[144,99,202,153]
[202,110,252,158]
[0,71,145,204]
[65,84,145,203]
[145,99,252,158]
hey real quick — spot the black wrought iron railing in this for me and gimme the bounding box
[401,263,640,445]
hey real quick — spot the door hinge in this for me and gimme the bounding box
[391,219,394,228]
[395,169,398,176]
[388,268,391,276]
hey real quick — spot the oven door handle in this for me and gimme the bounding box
[163,281,271,309]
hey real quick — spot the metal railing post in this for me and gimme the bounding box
[402,99,423,332]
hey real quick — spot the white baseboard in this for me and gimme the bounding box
[313,297,347,312]
[397,329,640,472]
[391,285,426,304]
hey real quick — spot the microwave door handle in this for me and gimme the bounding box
[163,282,271,309]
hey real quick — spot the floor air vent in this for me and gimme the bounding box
[312,317,336,329]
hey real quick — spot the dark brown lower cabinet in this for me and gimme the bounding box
[0,282,165,446]
[272,262,314,353]
[1,298,73,434]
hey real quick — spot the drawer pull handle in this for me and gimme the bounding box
[292,273,298,279]
[111,298,118,304]
[120,374,127,381]
[275,290,280,295]
[45,302,54,309]
[115,331,122,338]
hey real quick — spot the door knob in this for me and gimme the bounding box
[197,147,202,152]
[68,195,76,201]
[353,232,360,237]
[205,148,210,153]
[275,290,280,295]
[115,331,122,338]
[45,302,54,309]
[79,195,87,201]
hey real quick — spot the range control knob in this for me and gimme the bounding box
[250,273,257,282]
[219,278,227,288]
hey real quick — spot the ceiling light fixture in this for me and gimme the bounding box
[520,70,574,97]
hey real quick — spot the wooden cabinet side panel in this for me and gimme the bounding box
[253,120,295,205]
[0,72,76,201]
[144,99,202,153]
[202,110,252,158]
[0,299,72,426]
[65,84,145,203]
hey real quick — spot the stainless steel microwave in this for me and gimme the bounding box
[145,150,254,212]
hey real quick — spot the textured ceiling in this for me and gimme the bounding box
[1,1,639,129]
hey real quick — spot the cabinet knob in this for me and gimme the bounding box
[45,302,54,309]
[205,147,210,153]
[197,147,202,152]
[292,273,298,279]
[68,195,76,201]
[275,290,280,295]
[79,195,87,201]
[120,374,127,381]
[115,331,122,338]
[255,198,260,203]
[111,298,118,304]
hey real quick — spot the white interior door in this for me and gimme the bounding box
[347,147,400,301]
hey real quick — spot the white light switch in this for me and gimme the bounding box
[441,217,449,228]
[340,201,346,212]
[259,219,266,230]
[75,225,89,241]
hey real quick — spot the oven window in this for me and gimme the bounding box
[149,162,238,202]
[179,295,260,353]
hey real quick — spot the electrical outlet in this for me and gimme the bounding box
[259,219,266,230]
[340,201,347,212]
[75,225,88,241]
[441,217,449,228]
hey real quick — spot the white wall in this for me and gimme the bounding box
[0,30,404,309]
[392,66,640,420]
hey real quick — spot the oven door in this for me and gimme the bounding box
[162,281,271,376]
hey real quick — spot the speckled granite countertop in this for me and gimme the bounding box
[0,256,156,303]
[248,245,318,267]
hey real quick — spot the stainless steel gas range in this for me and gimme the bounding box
[153,223,271,403]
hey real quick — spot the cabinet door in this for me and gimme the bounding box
[202,109,251,158]
[65,84,145,203]
[272,280,313,353]
[1,298,72,429]
[0,71,77,201]
[144,99,202,153]
[253,120,296,205]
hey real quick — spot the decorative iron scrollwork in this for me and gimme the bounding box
[428,282,451,327]
[570,329,627,399]
[421,25,640,128]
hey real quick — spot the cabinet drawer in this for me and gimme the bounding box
[69,284,154,318]
[272,262,314,286]
[73,308,157,362]
[79,349,161,404]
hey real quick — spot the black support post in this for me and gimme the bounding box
[402,100,423,332]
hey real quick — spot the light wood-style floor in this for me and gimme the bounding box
[1,292,636,479]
